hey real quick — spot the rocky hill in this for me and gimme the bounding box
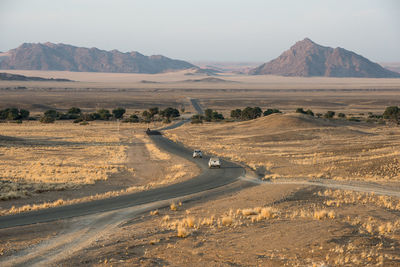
[0,43,195,74]
[250,38,400,78]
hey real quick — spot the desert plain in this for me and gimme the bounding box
[1,70,400,266]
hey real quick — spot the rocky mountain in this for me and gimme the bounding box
[0,72,72,81]
[0,43,195,73]
[250,38,400,78]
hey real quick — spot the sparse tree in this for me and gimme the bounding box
[40,115,55,123]
[383,106,400,122]
[112,107,126,119]
[160,107,180,119]
[263,108,281,116]
[204,109,213,121]
[19,109,30,119]
[149,107,159,117]
[230,109,242,119]
[324,111,335,119]
[306,109,314,116]
[338,113,346,118]
[129,114,139,123]
[44,109,58,119]
[241,107,262,120]
[68,107,81,115]
[212,111,224,121]
[296,108,306,114]
[97,109,112,120]
[191,114,204,124]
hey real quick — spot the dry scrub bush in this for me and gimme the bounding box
[162,215,170,222]
[150,210,159,216]
[319,189,400,211]
[170,203,177,211]
[221,215,233,226]
[182,216,196,228]
[313,210,336,220]
[177,225,189,238]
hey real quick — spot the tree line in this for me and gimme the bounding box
[191,106,400,124]
[1,105,399,124]
[191,107,281,124]
[0,106,181,124]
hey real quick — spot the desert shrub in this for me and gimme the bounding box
[40,115,55,123]
[324,111,335,119]
[348,117,361,122]
[383,106,400,122]
[241,107,262,120]
[204,109,213,121]
[263,108,281,116]
[368,112,383,119]
[6,108,20,120]
[296,108,306,114]
[296,108,313,116]
[142,110,152,121]
[160,107,180,119]
[0,108,30,120]
[306,109,314,116]
[191,114,204,124]
[212,111,224,121]
[68,107,81,115]
[316,113,322,118]
[112,107,126,119]
[97,109,112,120]
[19,109,30,119]
[338,113,346,118]
[124,114,139,123]
[230,109,242,119]
[44,109,58,118]
[203,109,223,121]
[149,107,159,117]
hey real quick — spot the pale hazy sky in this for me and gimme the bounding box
[0,0,399,62]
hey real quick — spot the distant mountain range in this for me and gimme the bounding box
[250,38,400,78]
[0,43,195,74]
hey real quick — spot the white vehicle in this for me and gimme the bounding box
[193,149,203,158]
[208,157,221,168]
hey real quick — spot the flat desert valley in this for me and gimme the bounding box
[1,70,400,266]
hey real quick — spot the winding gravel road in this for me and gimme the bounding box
[0,125,245,229]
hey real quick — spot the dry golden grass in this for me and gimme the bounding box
[0,183,156,215]
[170,203,177,211]
[0,121,135,201]
[166,113,400,181]
[319,189,400,211]
[135,134,171,160]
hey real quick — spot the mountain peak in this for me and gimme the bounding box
[0,43,195,73]
[250,39,400,78]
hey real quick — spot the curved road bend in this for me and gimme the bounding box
[0,129,245,229]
